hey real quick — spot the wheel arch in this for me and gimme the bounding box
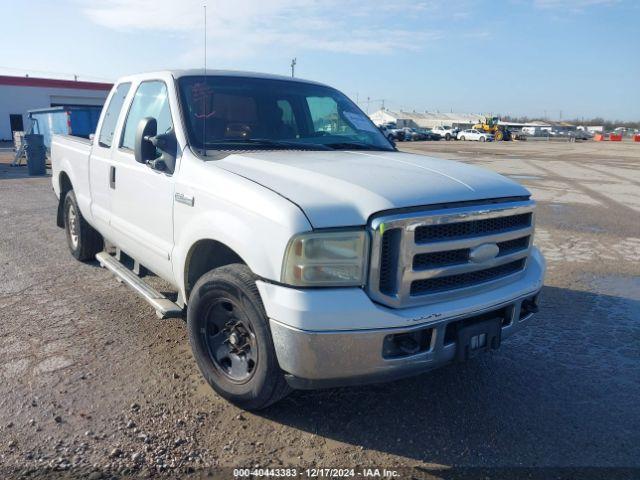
[57,171,73,228]
[183,239,248,303]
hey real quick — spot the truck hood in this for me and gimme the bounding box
[214,150,529,228]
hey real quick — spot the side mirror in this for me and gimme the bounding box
[134,117,157,164]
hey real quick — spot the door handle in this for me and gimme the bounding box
[109,166,116,189]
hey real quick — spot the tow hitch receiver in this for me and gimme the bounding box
[456,319,501,362]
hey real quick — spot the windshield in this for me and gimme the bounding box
[177,75,394,152]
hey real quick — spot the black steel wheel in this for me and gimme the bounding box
[203,298,258,383]
[187,264,291,410]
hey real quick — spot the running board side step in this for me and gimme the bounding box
[96,252,183,319]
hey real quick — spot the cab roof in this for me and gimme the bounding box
[116,69,326,87]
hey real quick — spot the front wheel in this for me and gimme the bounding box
[480,136,486,142]
[460,136,465,141]
[187,264,291,410]
[445,133,451,141]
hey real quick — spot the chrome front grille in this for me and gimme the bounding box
[368,199,535,308]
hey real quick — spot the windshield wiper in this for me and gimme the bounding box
[204,138,332,151]
[325,141,391,151]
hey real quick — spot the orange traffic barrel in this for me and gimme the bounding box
[610,134,622,142]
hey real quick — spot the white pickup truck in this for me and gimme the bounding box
[432,125,459,141]
[52,70,545,410]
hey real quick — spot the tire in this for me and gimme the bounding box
[460,136,465,141]
[445,133,451,141]
[63,190,103,261]
[187,264,291,410]
[480,136,486,142]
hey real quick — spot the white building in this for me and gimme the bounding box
[0,75,112,141]
[369,109,485,129]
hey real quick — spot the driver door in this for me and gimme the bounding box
[109,80,176,281]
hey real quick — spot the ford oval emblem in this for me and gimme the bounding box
[469,243,499,263]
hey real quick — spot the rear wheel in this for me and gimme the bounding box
[187,264,291,410]
[480,136,486,142]
[460,136,466,141]
[63,190,103,261]
[445,133,451,141]
[495,131,503,141]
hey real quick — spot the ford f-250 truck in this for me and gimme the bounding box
[51,70,545,410]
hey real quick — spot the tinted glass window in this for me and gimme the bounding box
[98,83,131,148]
[121,81,172,150]
[177,76,393,152]
[306,96,357,136]
[276,99,299,137]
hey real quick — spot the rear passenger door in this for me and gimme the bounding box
[109,80,176,280]
[89,82,131,233]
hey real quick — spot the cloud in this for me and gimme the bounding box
[80,0,449,57]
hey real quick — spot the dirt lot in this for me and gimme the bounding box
[1,140,639,479]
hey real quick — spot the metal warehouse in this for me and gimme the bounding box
[369,109,485,129]
[0,75,112,141]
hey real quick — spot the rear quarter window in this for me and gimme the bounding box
[98,83,131,148]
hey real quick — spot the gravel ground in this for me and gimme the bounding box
[0,140,639,479]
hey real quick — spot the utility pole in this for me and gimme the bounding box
[366,96,370,114]
[290,58,297,78]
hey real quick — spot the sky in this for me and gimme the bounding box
[2,0,638,121]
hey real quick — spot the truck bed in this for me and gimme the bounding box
[51,134,92,216]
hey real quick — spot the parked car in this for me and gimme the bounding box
[401,128,443,141]
[380,124,405,141]
[411,128,442,141]
[51,70,544,410]
[457,128,494,142]
[510,129,528,141]
[421,128,442,141]
[432,125,458,141]
[567,130,591,141]
[398,127,416,141]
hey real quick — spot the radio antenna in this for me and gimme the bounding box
[202,3,207,156]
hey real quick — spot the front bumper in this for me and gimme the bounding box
[258,247,545,389]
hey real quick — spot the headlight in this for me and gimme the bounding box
[281,230,369,287]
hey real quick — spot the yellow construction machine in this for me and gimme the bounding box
[472,116,511,141]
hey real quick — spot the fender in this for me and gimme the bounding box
[171,152,312,302]
[172,204,310,303]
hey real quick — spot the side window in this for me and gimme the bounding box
[121,81,172,150]
[98,82,131,148]
[306,96,356,136]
